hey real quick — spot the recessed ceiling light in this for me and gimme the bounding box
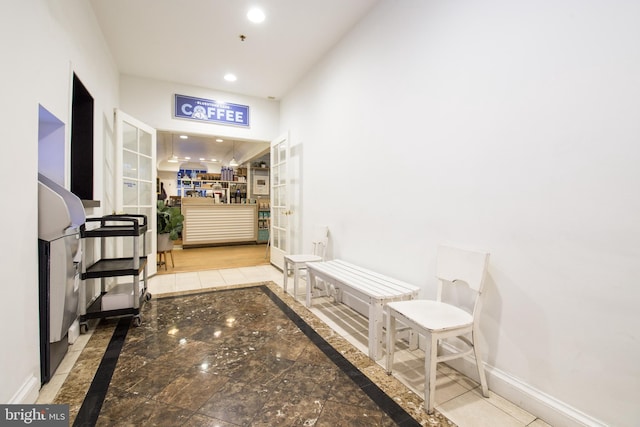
[216,138,223,143]
[210,158,218,162]
[247,8,265,23]
[184,156,191,160]
[179,135,188,139]
[224,73,237,82]
[199,157,205,161]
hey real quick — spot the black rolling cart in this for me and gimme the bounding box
[78,214,151,332]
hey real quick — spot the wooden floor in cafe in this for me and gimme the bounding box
[156,242,271,274]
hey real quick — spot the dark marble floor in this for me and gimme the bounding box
[54,282,454,426]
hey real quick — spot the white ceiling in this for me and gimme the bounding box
[90,0,378,100]
[90,0,378,170]
[156,131,270,172]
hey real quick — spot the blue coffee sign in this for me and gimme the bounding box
[174,94,250,127]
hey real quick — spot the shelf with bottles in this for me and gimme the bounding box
[257,211,270,228]
[181,181,248,201]
[176,168,206,197]
[256,198,270,243]
[257,199,271,213]
[177,167,247,198]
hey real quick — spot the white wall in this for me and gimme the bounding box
[119,75,280,143]
[280,1,640,426]
[0,0,118,403]
[158,170,178,198]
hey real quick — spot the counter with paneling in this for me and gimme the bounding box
[181,198,257,247]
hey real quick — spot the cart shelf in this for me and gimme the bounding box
[81,225,148,237]
[82,257,148,279]
[81,290,152,327]
[80,214,148,238]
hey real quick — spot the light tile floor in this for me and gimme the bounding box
[39,265,552,427]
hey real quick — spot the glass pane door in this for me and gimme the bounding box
[116,109,157,276]
[269,132,290,269]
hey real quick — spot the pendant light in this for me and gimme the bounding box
[168,135,178,163]
[229,141,239,167]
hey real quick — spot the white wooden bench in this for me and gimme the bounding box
[306,259,420,360]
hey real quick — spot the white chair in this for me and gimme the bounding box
[385,245,490,414]
[283,225,329,297]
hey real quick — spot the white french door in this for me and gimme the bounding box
[269,132,290,269]
[115,109,157,276]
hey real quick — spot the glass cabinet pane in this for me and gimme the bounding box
[123,150,137,178]
[139,155,152,181]
[140,181,152,205]
[139,130,152,156]
[274,229,280,248]
[123,180,137,205]
[278,209,287,227]
[123,122,137,151]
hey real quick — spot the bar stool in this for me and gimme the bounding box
[157,249,174,270]
[283,225,329,298]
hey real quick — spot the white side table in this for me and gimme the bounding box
[283,254,323,297]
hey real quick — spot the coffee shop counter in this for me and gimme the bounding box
[181,198,258,247]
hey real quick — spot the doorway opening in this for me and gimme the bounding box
[70,73,94,201]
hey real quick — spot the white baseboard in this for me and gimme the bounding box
[440,343,607,427]
[9,374,40,404]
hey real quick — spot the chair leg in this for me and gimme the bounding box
[409,329,418,351]
[293,264,301,297]
[385,308,397,374]
[306,271,315,307]
[158,251,167,271]
[424,334,438,414]
[282,260,289,294]
[168,250,174,268]
[473,327,489,397]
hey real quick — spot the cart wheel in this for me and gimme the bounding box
[80,323,89,334]
[145,292,152,302]
[133,316,142,327]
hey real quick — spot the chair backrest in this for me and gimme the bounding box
[436,245,490,301]
[310,225,329,260]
